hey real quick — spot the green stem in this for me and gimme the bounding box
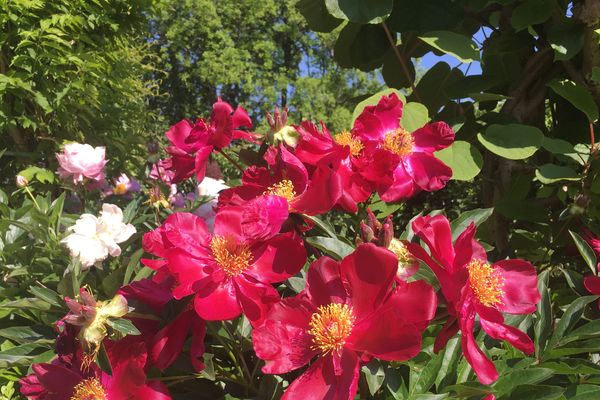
[218,148,244,173]
[24,186,41,211]
[207,322,246,384]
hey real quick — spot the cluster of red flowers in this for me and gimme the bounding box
[21,94,542,400]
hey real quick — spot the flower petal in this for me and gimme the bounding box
[249,232,306,283]
[459,305,498,385]
[379,162,419,202]
[404,152,452,192]
[412,121,455,152]
[193,278,242,321]
[340,244,397,319]
[291,166,342,216]
[478,306,534,354]
[234,275,280,327]
[434,317,460,353]
[306,256,346,307]
[412,215,455,270]
[241,195,289,242]
[493,259,540,314]
[453,222,487,272]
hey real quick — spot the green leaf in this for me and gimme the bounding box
[535,164,580,184]
[106,318,141,336]
[450,208,493,240]
[535,270,552,357]
[549,79,599,122]
[305,236,354,260]
[548,20,584,61]
[303,215,337,238]
[592,67,600,83]
[563,384,600,399]
[352,88,406,124]
[435,141,483,181]
[325,0,393,24]
[492,368,554,397]
[545,296,599,353]
[468,92,511,102]
[569,231,598,274]
[409,62,463,114]
[419,31,480,63]
[409,353,444,395]
[542,359,600,375]
[401,102,429,132]
[33,92,53,114]
[542,137,576,154]
[0,327,49,344]
[297,0,342,32]
[565,319,600,343]
[362,360,386,395]
[510,0,556,31]
[478,123,543,160]
[28,286,62,307]
[504,384,564,400]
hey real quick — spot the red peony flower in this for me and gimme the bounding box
[252,244,437,400]
[407,215,540,384]
[151,198,306,326]
[219,144,342,216]
[294,121,373,213]
[161,98,252,184]
[20,339,170,400]
[352,93,454,202]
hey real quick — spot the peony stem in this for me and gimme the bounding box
[218,148,244,173]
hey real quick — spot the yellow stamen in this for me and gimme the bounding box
[308,303,355,355]
[113,182,128,195]
[210,235,253,277]
[382,128,414,156]
[334,131,364,157]
[70,378,106,400]
[467,259,504,307]
[388,238,418,278]
[264,179,296,201]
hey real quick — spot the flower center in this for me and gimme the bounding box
[382,128,414,156]
[70,378,106,400]
[114,182,128,195]
[264,179,296,201]
[467,259,504,307]
[308,303,355,355]
[210,235,253,277]
[334,131,364,157]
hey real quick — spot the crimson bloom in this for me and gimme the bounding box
[352,93,454,202]
[161,98,252,184]
[20,339,170,400]
[147,198,306,326]
[407,215,540,384]
[294,121,372,213]
[252,244,437,400]
[218,144,342,216]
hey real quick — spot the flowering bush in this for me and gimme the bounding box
[1,90,599,400]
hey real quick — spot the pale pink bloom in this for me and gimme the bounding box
[56,143,107,184]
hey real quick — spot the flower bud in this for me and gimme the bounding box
[16,175,28,188]
[380,218,394,248]
[366,208,381,231]
[360,222,375,243]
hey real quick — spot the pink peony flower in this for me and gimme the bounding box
[56,143,107,184]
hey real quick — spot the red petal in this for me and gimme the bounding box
[253,296,316,374]
[353,93,403,142]
[241,195,289,241]
[404,152,452,192]
[305,257,347,307]
[453,222,487,273]
[234,275,280,327]
[249,232,306,283]
[584,275,600,295]
[165,248,212,299]
[493,259,540,314]
[379,163,419,202]
[459,304,498,385]
[210,99,235,148]
[163,212,211,258]
[193,145,213,183]
[193,278,242,321]
[291,166,342,216]
[340,244,397,319]
[32,363,83,398]
[412,121,455,152]
[412,215,455,270]
[213,206,244,242]
[434,317,459,353]
[132,381,172,400]
[478,306,534,354]
[165,119,195,152]
[190,315,207,371]
[151,310,193,371]
[281,350,359,400]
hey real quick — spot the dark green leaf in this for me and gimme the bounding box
[569,230,598,274]
[549,79,599,122]
[325,0,393,24]
[419,31,480,63]
[511,0,556,31]
[545,296,599,353]
[297,0,343,32]
[535,164,580,184]
[450,208,493,240]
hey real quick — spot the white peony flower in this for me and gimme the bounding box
[62,203,136,268]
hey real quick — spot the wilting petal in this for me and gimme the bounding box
[493,259,540,314]
[340,244,397,319]
[404,152,452,192]
[412,121,455,153]
[253,296,316,374]
[241,195,289,241]
[434,317,460,353]
[478,306,534,354]
[234,275,280,327]
[306,257,347,307]
[459,305,498,385]
[249,232,306,283]
[412,215,455,270]
[282,350,359,400]
[151,310,194,371]
[194,278,242,321]
[118,279,172,314]
[453,223,487,273]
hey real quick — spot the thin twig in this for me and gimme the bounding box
[381,22,421,102]
[218,148,244,173]
[590,122,597,158]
